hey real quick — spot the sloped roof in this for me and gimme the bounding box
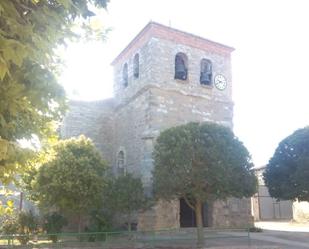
[111,21,234,65]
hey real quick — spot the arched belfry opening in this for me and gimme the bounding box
[174,53,188,80]
[200,59,212,85]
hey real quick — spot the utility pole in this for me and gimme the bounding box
[19,192,23,211]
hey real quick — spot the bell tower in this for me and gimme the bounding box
[112,22,234,131]
[110,22,251,231]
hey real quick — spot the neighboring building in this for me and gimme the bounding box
[61,22,253,230]
[252,166,293,221]
[252,165,309,223]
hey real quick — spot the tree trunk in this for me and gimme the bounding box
[78,214,82,233]
[195,199,204,248]
[127,213,131,232]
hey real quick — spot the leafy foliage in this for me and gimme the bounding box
[264,127,309,201]
[153,122,257,245]
[0,0,109,183]
[0,199,14,217]
[27,136,108,231]
[0,213,19,235]
[104,174,150,231]
[43,212,68,242]
[153,122,257,202]
[82,210,112,242]
[0,187,15,219]
[86,209,112,232]
[18,210,38,234]
[0,210,38,245]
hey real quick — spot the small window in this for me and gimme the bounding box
[133,53,139,78]
[200,59,212,85]
[117,151,126,176]
[175,53,188,80]
[122,63,128,87]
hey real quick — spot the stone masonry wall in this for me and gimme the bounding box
[212,198,253,228]
[112,89,153,181]
[138,200,180,231]
[113,37,157,104]
[149,37,233,101]
[60,99,115,164]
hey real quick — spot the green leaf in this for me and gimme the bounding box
[0,55,9,80]
[6,199,14,208]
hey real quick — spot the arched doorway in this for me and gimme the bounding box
[179,198,209,227]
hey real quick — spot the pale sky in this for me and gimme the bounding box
[59,0,309,167]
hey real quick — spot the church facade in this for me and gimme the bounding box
[61,22,253,230]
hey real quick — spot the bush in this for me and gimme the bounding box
[0,210,39,245]
[43,212,67,243]
[18,210,38,233]
[0,215,19,246]
[1,214,19,234]
[249,226,263,232]
[82,209,113,242]
[18,210,38,244]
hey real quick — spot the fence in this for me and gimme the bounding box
[0,228,251,248]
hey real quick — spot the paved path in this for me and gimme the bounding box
[249,221,309,249]
[250,231,309,249]
[255,221,309,232]
[180,222,309,248]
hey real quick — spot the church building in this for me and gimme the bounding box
[61,22,253,230]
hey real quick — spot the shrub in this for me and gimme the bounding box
[18,210,38,244]
[43,212,67,243]
[249,226,263,232]
[0,210,38,245]
[1,214,19,234]
[82,209,113,242]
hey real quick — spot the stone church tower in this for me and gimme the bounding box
[61,22,253,230]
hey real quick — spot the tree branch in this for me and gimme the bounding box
[183,196,195,211]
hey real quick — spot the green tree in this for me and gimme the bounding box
[0,0,109,183]
[264,127,309,201]
[29,135,108,232]
[105,174,150,231]
[152,122,257,247]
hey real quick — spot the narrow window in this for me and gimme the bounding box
[175,53,188,80]
[117,151,126,176]
[123,63,128,87]
[200,59,212,85]
[133,53,139,78]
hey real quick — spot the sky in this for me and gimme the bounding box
[59,0,309,167]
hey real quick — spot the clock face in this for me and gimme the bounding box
[214,74,227,90]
